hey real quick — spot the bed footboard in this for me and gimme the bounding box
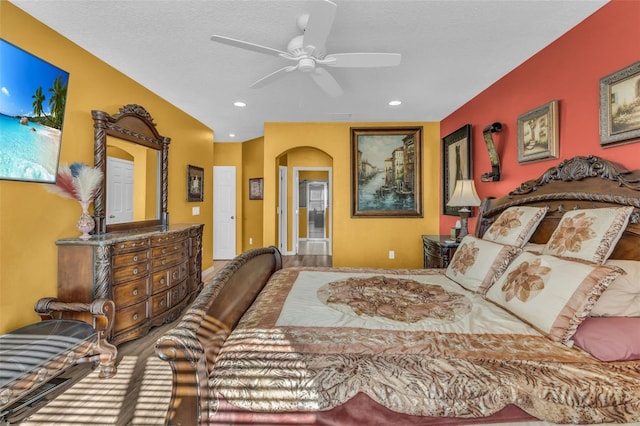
[156,246,282,425]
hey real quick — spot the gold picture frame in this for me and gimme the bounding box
[350,126,423,218]
[599,61,640,147]
[249,177,263,200]
[517,100,559,164]
[187,164,204,202]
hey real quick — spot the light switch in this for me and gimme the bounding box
[192,206,200,215]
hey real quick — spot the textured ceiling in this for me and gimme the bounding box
[9,0,607,142]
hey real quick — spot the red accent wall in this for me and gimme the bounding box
[439,0,640,234]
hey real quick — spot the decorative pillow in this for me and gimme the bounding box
[591,259,640,317]
[542,206,633,264]
[483,206,548,247]
[445,235,520,294]
[572,317,640,362]
[485,251,623,343]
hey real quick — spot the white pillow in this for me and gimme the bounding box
[485,251,623,343]
[591,259,640,317]
[445,235,520,294]
[483,206,548,247]
[542,206,633,264]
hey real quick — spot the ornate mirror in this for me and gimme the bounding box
[92,104,170,234]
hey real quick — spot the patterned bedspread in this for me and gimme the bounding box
[209,267,640,424]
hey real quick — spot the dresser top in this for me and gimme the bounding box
[56,223,202,246]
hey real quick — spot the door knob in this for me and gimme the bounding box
[231,216,235,219]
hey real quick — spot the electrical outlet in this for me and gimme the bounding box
[192,206,200,215]
[249,237,253,245]
[388,250,395,259]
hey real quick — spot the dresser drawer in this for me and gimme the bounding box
[150,292,170,317]
[113,238,150,254]
[114,301,147,334]
[151,231,189,246]
[150,261,188,294]
[150,248,188,269]
[424,241,443,259]
[170,280,189,308]
[112,249,150,267]
[113,277,148,308]
[113,261,149,284]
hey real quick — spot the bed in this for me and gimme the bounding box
[156,155,640,425]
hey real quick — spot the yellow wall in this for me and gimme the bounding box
[242,137,265,251]
[0,2,214,333]
[263,122,440,268]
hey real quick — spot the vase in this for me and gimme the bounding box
[77,201,95,240]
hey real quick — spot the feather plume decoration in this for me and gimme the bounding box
[47,162,103,204]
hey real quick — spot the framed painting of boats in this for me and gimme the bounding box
[350,126,423,218]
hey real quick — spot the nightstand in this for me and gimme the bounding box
[422,235,460,269]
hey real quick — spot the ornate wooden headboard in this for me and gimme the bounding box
[475,155,640,260]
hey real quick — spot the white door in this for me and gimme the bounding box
[278,166,288,254]
[213,166,236,259]
[106,157,134,224]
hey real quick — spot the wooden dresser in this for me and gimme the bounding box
[56,224,203,345]
[422,235,460,269]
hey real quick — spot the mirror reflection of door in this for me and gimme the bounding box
[297,175,330,256]
[307,182,326,239]
[106,156,134,224]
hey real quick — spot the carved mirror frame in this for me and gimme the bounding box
[92,104,170,234]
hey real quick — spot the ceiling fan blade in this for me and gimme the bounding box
[210,35,288,57]
[250,66,297,89]
[302,0,337,57]
[324,53,402,68]
[310,67,343,97]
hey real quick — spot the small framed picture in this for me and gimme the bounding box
[517,100,559,164]
[187,164,204,202]
[249,177,263,200]
[599,61,640,147]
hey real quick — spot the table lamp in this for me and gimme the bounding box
[447,179,481,241]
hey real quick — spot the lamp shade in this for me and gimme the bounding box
[447,179,481,207]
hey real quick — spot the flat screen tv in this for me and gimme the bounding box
[0,39,69,183]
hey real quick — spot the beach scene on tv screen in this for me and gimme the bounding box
[0,39,69,183]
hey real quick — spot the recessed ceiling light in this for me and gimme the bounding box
[388,100,402,106]
[229,133,236,138]
[233,101,246,107]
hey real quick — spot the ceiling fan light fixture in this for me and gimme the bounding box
[298,58,316,72]
[388,100,402,106]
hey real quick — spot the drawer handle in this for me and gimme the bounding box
[132,288,139,296]
[162,248,167,254]
[133,268,139,275]
[160,278,166,285]
[162,259,166,265]
[132,313,139,321]
[160,300,166,307]
[133,255,138,261]
[172,271,178,279]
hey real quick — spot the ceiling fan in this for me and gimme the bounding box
[210,0,401,97]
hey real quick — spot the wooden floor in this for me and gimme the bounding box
[19,253,331,425]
